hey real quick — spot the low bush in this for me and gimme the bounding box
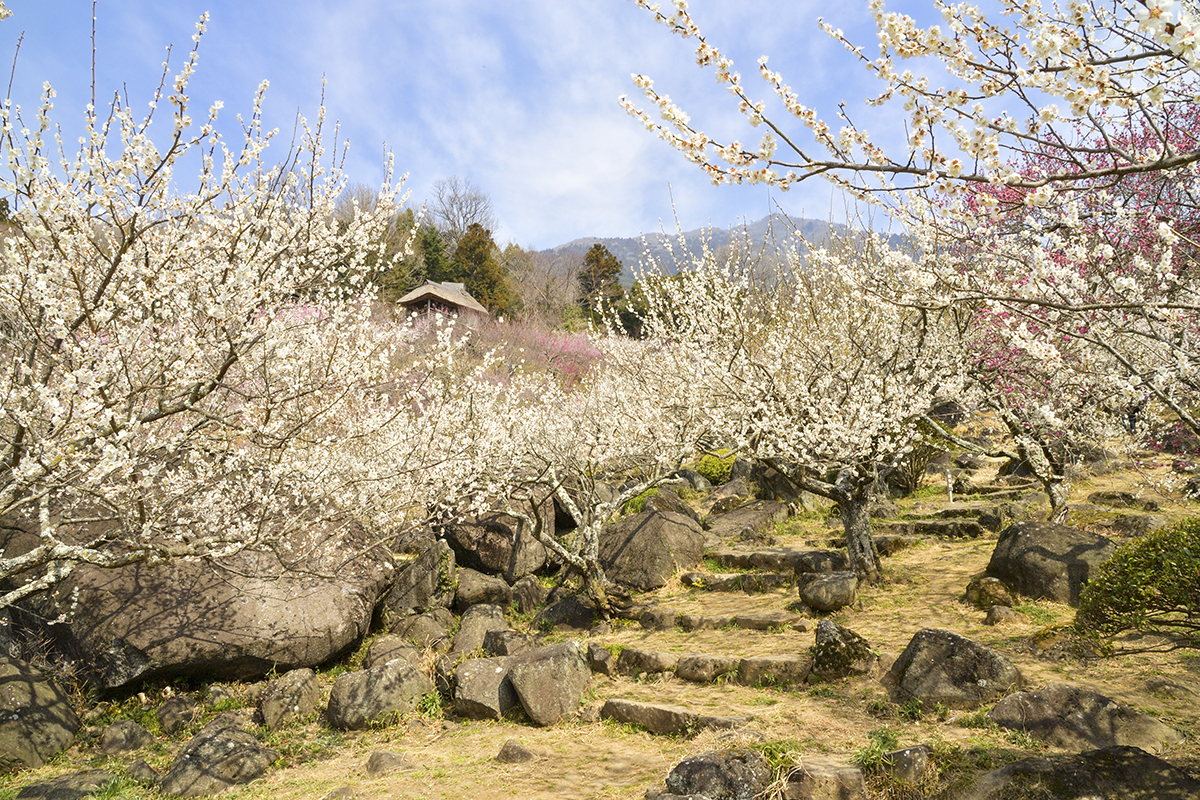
[1076,517,1200,648]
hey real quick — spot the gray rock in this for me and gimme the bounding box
[732,611,808,631]
[810,619,877,681]
[617,647,679,677]
[710,547,846,573]
[258,668,321,731]
[363,636,422,671]
[15,771,114,800]
[127,760,159,785]
[665,749,772,800]
[318,787,355,800]
[986,521,1116,606]
[640,606,680,630]
[704,501,789,542]
[599,699,747,735]
[587,643,616,676]
[495,739,535,763]
[391,608,454,650]
[510,576,546,616]
[379,537,455,617]
[960,745,1200,800]
[675,654,740,683]
[799,571,859,612]
[483,630,538,657]
[364,750,410,778]
[453,657,519,720]
[443,507,549,583]
[737,655,811,688]
[450,604,508,656]
[160,723,278,797]
[678,614,733,631]
[533,595,600,631]
[22,517,393,689]
[984,606,1022,626]
[454,568,512,612]
[965,574,1017,610]
[99,720,154,754]
[780,757,866,800]
[879,746,931,783]
[599,510,705,591]
[204,685,235,708]
[988,683,1184,754]
[675,468,712,492]
[507,642,591,726]
[326,660,434,730]
[887,628,1020,710]
[157,696,198,735]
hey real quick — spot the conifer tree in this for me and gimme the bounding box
[453,222,514,313]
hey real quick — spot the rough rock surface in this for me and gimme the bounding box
[99,720,154,754]
[453,657,519,720]
[391,608,454,650]
[507,642,591,726]
[0,657,80,772]
[599,699,746,735]
[616,647,679,677]
[598,510,705,591]
[23,518,394,689]
[965,574,1017,610]
[988,683,1185,754]
[443,508,549,583]
[378,537,455,617]
[362,636,422,671]
[495,739,535,764]
[737,655,811,687]
[985,521,1116,606]
[887,628,1020,710]
[664,749,773,800]
[960,745,1200,800]
[799,571,859,612]
[704,501,789,542]
[810,620,877,681]
[781,757,866,800]
[160,720,278,797]
[326,660,433,730]
[258,668,322,731]
[675,654,740,684]
[450,604,508,656]
[453,568,512,612]
[14,770,114,800]
[157,697,198,735]
[364,751,410,778]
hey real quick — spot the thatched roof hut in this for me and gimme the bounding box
[395,280,489,318]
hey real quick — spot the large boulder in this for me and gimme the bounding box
[378,537,455,618]
[961,746,1200,800]
[988,684,1184,754]
[442,506,549,583]
[160,720,278,798]
[986,521,1116,606]
[887,628,1020,710]
[0,657,80,772]
[450,604,508,656]
[598,510,705,591]
[799,571,859,612]
[665,749,773,800]
[454,568,512,612]
[507,642,591,726]
[453,657,520,720]
[15,771,114,800]
[326,660,433,730]
[21,518,394,690]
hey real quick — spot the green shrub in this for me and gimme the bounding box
[1077,517,1200,647]
[851,727,901,772]
[696,450,736,485]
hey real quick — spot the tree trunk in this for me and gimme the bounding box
[839,489,881,585]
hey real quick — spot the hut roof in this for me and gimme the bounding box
[395,280,489,316]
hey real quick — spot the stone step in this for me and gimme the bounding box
[707,547,848,574]
[874,518,988,538]
[600,698,749,735]
[680,571,792,592]
[678,610,809,633]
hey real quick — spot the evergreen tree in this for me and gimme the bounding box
[579,243,625,323]
[453,223,514,314]
[419,226,454,284]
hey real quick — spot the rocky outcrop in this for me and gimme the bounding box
[960,746,1200,800]
[507,642,591,726]
[810,620,877,681]
[378,537,455,617]
[325,660,433,730]
[258,669,322,731]
[442,507,549,583]
[663,749,772,800]
[160,720,278,797]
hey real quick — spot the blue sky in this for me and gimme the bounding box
[2,1,899,249]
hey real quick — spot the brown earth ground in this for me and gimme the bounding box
[3,456,1199,800]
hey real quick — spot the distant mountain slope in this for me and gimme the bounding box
[540,214,904,286]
